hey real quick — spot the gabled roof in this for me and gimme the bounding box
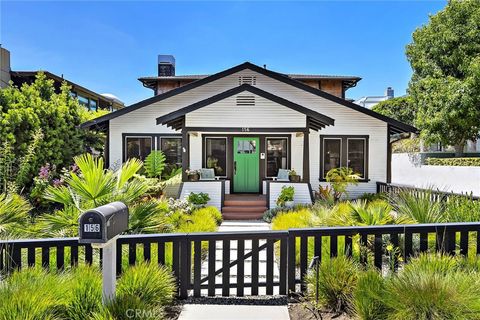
[156,84,335,131]
[81,62,417,134]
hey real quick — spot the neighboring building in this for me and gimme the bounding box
[82,58,415,215]
[354,87,394,109]
[0,47,124,111]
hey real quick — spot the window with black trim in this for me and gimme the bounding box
[125,136,152,161]
[321,136,368,180]
[160,137,182,166]
[266,138,288,177]
[205,137,227,177]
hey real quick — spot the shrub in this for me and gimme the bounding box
[0,267,68,319]
[444,195,480,222]
[389,189,445,223]
[305,256,359,314]
[194,206,222,225]
[358,192,386,202]
[384,266,480,319]
[325,167,360,201]
[276,185,295,207]
[64,266,102,320]
[0,193,31,237]
[186,192,210,206]
[271,208,318,230]
[117,261,176,308]
[175,206,220,233]
[426,157,480,167]
[353,269,389,320]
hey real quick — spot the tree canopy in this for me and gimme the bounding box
[406,0,480,154]
[372,96,416,126]
[0,73,106,193]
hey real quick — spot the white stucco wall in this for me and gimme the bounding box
[392,153,480,196]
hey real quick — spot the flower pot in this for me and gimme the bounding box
[285,201,295,208]
[188,174,199,182]
[289,175,301,183]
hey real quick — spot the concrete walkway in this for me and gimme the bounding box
[178,304,290,320]
[178,221,290,319]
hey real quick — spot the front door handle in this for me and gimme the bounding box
[234,161,237,175]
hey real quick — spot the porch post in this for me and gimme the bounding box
[181,129,189,182]
[302,128,310,183]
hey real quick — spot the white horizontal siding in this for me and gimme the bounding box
[180,181,223,210]
[268,182,312,209]
[107,68,389,198]
[186,95,305,128]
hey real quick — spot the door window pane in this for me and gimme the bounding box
[160,138,182,166]
[125,137,152,161]
[323,139,341,178]
[237,140,256,154]
[205,138,227,176]
[348,139,365,177]
[266,138,288,177]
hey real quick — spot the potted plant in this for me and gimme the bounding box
[187,192,211,208]
[185,169,200,182]
[276,185,295,208]
[289,169,301,183]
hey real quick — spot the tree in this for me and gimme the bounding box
[406,0,480,155]
[372,96,415,126]
[0,73,107,193]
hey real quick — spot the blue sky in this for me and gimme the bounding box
[1,1,446,105]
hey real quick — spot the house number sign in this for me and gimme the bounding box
[241,127,250,132]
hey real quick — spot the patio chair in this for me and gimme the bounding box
[199,168,216,180]
[272,169,290,181]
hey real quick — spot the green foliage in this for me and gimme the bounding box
[444,195,480,222]
[271,208,319,231]
[306,256,359,314]
[127,201,171,234]
[406,0,480,154]
[116,262,176,308]
[193,206,223,225]
[426,157,480,167]
[186,192,210,206]
[392,137,421,154]
[143,150,166,179]
[383,255,480,320]
[372,96,416,126]
[276,185,295,206]
[325,167,360,201]
[0,193,31,237]
[0,73,106,193]
[353,269,389,320]
[330,200,397,226]
[175,206,220,233]
[358,192,387,203]
[64,266,103,320]
[389,189,445,223]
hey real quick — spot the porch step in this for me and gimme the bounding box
[222,206,267,213]
[223,200,267,207]
[222,212,266,220]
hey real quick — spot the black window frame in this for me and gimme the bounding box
[124,135,153,161]
[265,136,290,178]
[204,137,228,178]
[159,136,182,166]
[320,135,369,181]
[122,133,182,163]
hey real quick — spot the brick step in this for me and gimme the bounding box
[222,206,267,213]
[222,212,265,220]
[223,200,267,207]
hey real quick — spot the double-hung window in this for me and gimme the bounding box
[320,135,368,180]
[125,136,152,161]
[266,137,289,177]
[204,137,227,177]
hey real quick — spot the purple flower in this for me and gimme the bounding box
[70,164,79,173]
[52,178,63,187]
[38,164,50,180]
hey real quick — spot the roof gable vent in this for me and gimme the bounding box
[236,95,255,106]
[238,75,256,85]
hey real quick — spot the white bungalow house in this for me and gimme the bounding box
[81,59,416,219]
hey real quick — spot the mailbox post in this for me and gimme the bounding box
[79,202,128,303]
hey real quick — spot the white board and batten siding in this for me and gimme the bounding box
[179,181,224,210]
[108,68,389,198]
[268,182,312,209]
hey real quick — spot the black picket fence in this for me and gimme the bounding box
[2,222,480,298]
[376,181,480,201]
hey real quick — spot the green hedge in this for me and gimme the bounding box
[426,157,480,167]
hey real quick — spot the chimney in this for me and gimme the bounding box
[158,55,175,77]
[385,87,394,99]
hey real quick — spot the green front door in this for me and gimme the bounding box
[233,137,260,193]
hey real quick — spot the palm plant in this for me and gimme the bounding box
[390,189,445,223]
[0,193,31,237]
[144,150,166,179]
